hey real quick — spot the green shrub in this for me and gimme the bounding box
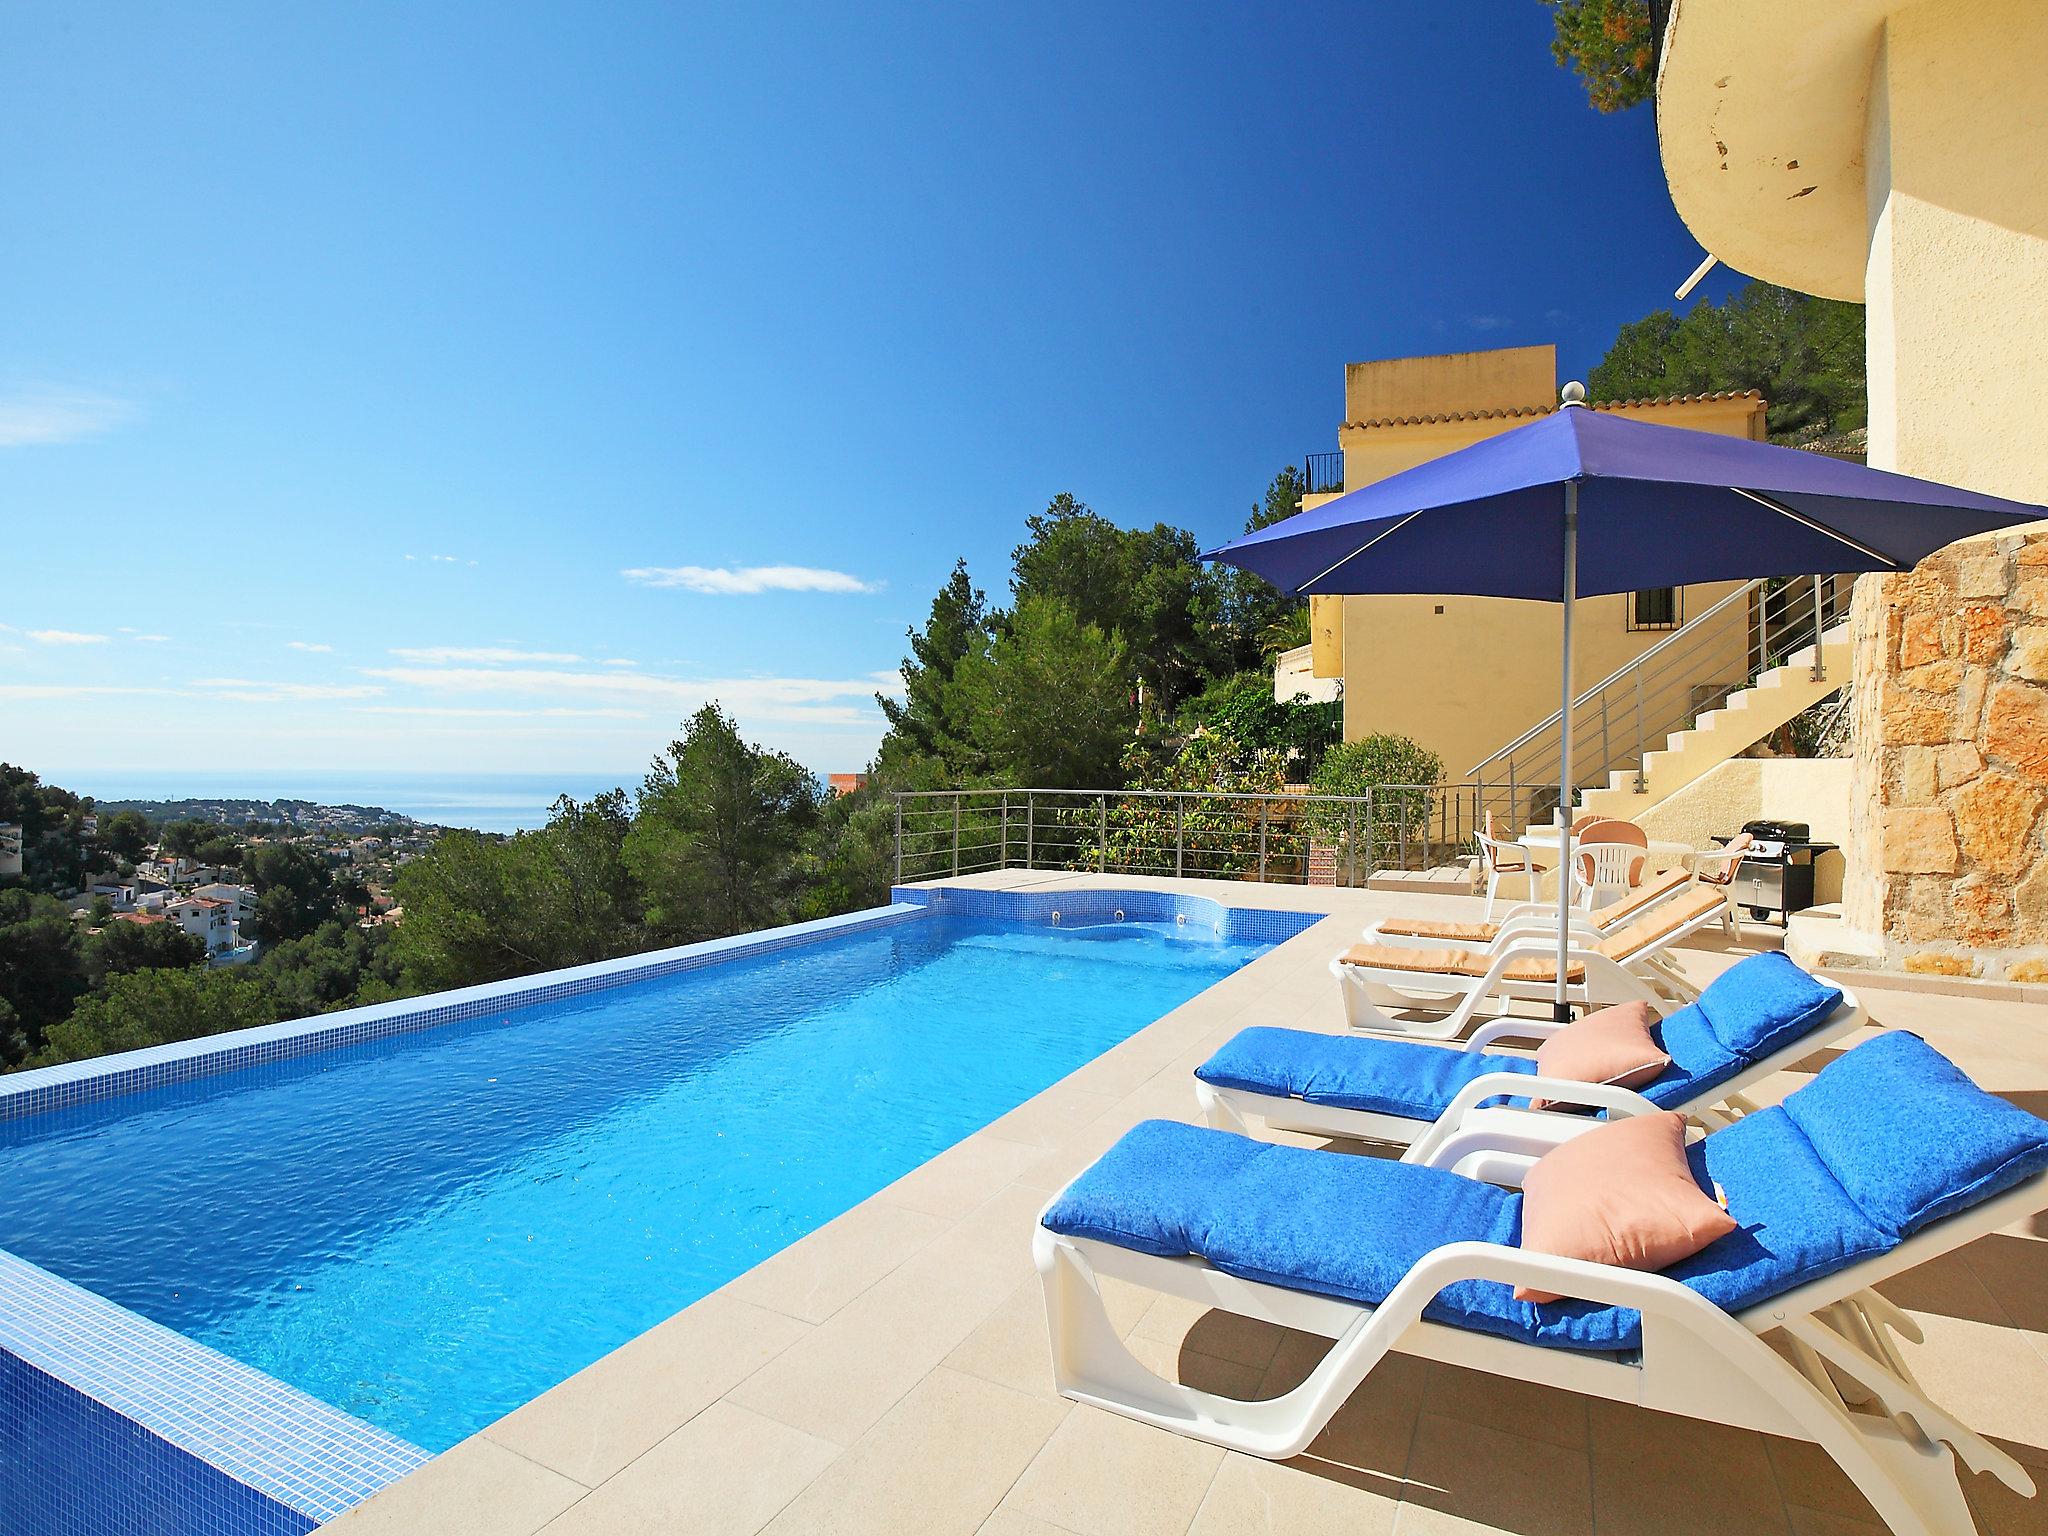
[1306,733,1445,869]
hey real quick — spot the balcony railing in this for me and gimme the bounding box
[891,783,1510,888]
[1303,452,1345,497]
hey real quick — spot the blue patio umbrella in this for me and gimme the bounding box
[1206,384,2045,1013]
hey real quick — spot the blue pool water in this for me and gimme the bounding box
[0,912,1273,1452]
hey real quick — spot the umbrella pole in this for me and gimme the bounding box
[1555,480,1578,1021]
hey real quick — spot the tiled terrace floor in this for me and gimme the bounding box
[324,872,2048,1536]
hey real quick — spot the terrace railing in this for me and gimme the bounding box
[892,783,1508,888]
[1303,452,1346,497]
[1466,572,1851,831]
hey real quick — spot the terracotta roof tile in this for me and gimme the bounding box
[1340,389,1764,431]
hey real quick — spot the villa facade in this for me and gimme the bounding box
[1288,343,1766,784]
[1659,0,2048,981]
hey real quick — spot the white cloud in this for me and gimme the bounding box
[0,684,175,700]
[287,640,334,653]
[355,706,649,720]
[28,628,110,645]
[601,658,637,668]
[133,634,171,643]
[0,385,135,447]
[388,646,584,665]
[361,664,891,725]
[621,564,879,595]
[405,554,476,566]
[190,677,385,702]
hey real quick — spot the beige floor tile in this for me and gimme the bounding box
[976,1514,1077,1536]
[1121,1330,1268,1401]
[984,1085,1127,1151]
[1891,1310,2048,1469]
[946,1278,1061,1397]
[723,1199,952,1323]
[1959,1229,2048,1336]
[1293,1350,1428,1493]
[536,1402,838,1536]
[1188,1450,1400,1536]
[323,1436,585,1535]
[1419,1363,1589,1452]
[1876,1246,2016,1329]
[1393,1414,1590,1536]
[1762,1435,1879,1524]
[1586,1399,1788,1536]
[485,1294,812,1486]
[727,1186,1048,1445]
[1001,1404,1225,1536]
[1965,1467,2048,1536]
[1784,1510,1885,1536]
[1133,1294,1288,1373]
[761,1368,1068,1536]
[875,1131,1064,1219]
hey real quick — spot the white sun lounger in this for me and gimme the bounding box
[1329,884,1730,1039]
[1038,1033,2048,1536]
[1197,952,1866,1151]
[1366,865,1695,950]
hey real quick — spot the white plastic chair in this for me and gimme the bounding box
[1476,814,1535,918]
[1575,841,1648,909]
[1687,832,1755,936]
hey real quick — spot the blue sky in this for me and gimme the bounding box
[2,2,1745,783]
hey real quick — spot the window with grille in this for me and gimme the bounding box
[1629,587,1680,631]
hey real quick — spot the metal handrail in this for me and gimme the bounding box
[891,783,1510,888]
[1468,574,1848,783]
[1469,577,1766,779]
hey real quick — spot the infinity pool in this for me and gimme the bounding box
[0,909,1282,1451]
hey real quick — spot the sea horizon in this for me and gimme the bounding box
[45,769,645,835]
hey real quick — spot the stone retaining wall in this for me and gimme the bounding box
[1844,528,2048,981]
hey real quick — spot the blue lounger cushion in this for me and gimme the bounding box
[1783,1029,2048,1236]
[1193,951,1843,1121]
[1047,1033,2048,1353]
[1196,1028,1537,1121]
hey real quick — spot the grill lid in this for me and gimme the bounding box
[1741,819,1811,843]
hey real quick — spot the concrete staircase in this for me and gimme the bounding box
[1572,620,1852,823]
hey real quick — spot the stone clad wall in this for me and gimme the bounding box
[1844,528,2048,980]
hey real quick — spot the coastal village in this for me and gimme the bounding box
[0,780,441,962]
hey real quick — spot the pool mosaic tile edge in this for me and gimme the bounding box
[0,1248,428,1531]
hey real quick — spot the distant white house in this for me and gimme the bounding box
[164,895,237,955]
[192,881,258,927]
[1272,644,1341,706]
[0,823,22,879]
[90,877,138,910]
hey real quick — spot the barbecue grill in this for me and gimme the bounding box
[1714,820,1836,927]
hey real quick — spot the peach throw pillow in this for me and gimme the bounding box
[1529,1000,1670,1110]
[1514,1110,1735,1303]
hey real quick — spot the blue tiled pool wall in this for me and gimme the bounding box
[0,1251,427,1536]
[890,884,1323,946]
[0,1354,312,1536]
[0,902,936,1126]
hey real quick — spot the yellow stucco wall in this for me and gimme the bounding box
[1863,1,2048,506]
[1662,0,2048,975]
[1635,757,1852,905]
[1315,350,1767,781]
